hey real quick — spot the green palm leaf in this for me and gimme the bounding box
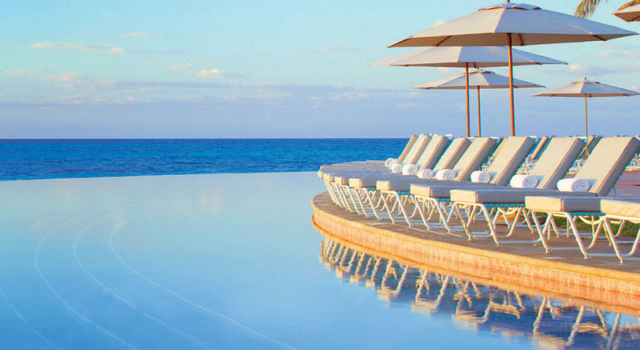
[575,0,640,18]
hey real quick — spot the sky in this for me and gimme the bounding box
[1,0,640,138]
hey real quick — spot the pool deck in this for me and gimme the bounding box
[312,172,640,312]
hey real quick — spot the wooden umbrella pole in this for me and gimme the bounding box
[584,95,590,156]
[477,86,482,137]
[465,63,470,137]
[584,95,588,138]
[507,34,516,136]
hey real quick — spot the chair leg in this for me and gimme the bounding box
[565,213,590,259]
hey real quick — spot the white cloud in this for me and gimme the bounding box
[329,92,369,101]
[122,32,149,37]
[45,73,80,82]
[32,42,127,55]
[437,67,457,76]
[171,63,193,71]
[396,102,421,109]
[431,20,446,28]
[195,69,230,79]
[7,68,43,75]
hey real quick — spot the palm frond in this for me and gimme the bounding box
[575,0,608,18]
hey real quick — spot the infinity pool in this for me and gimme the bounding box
[0,172,636,349]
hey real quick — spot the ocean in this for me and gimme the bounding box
[0,138,406,181]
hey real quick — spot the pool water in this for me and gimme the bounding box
[0,172,636,349]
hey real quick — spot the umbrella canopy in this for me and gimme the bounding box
[533,79,639,138]
[414,70,543,136]
[614,4,640,22]
[388,2,636,136]
[414,69,542,90]
[370,46,564,136]
[389,3,636,48]
[532,79,639,98]
[370,46,566,68]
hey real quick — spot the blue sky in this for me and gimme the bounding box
[1,0,640,138]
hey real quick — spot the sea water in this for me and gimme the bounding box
[0,139,405,181]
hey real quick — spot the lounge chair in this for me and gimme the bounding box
[599,198,640,263]
[357,137,494,225]
[323,134,419,170]
[318,134,428,208]
[449,137,584,244]
[518,136,550,173]
[523,137,640,260]
[345,136,470,219]
[329,135,451,216]
[322,134,438,213]
[406,137,534,230]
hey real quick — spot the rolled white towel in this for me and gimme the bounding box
[557,178,591,192]
[416,168,435,179]
[435,169,456,181]
[471,171,491,184]
[509,174,539,189]
[317,170,325,179]
[390,163,402,174]
[385,158,396,167]
[402,164,418,176]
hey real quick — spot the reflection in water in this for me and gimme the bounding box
[319,237,640,350]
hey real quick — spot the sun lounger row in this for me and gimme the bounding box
[318,134,640,264]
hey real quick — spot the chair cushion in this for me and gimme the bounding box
[349,178,378,188]
[451,188,591,204]
[411,185,456,198]
[334,177,349,186]
[377,180,413,191]
[600,199,640,218]
[525,195,599,213]
[451,189,545,204]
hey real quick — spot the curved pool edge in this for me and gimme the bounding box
[311,192,640,313]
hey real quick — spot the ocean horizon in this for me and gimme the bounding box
[0,138,406,181]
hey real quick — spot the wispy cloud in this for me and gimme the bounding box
[32,42,127,55]
[194,69,239,79]
[171,63,193,71]
[130,49,186,55]
[313,46,359,53]
[6,68,43,75]
[550,63,640,78]
[122,32,149,37]
[396,102,422,109]
[586,49,640,60]
[45,73,80,82]
[329,92,369,101]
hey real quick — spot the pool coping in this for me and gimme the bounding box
[312,192,640,312]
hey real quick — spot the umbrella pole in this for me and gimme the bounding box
[507,34,515,136]
[477,86,482,137]
[465,63,470,137]
[584,95,588,138]
[585,95,589,156]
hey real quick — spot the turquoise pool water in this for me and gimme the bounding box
[0,172,636,349]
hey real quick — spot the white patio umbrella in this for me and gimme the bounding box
[532,78,639,138]
[371,46,564,136]
[614,4,640,22]
[413,70,543,136]
[388,2,636,136]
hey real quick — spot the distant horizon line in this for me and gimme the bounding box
[0,137,409,140]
